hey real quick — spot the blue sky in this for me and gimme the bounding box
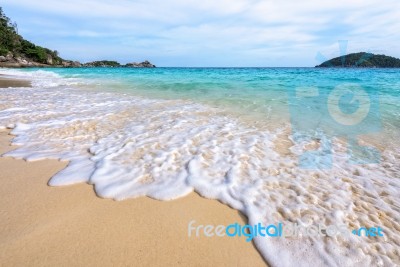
[2,0,400,67]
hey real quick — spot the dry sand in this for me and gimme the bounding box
[0,127,267,266]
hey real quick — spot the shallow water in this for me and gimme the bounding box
[0,67,399,267]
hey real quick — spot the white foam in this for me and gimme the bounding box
[0,72,399,267]
[0,68,90,88]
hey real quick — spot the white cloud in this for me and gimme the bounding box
[2,0,400,66]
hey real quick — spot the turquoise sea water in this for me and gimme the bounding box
[1,67,399,266]
[23,67,400,107]
[19,67,400,141]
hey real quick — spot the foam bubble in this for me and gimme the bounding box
[0,69,90,88]
[0,71,399,267]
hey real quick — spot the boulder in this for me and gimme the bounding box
[0,56,6,62]
[125,60,156,68]
[6,52,15,62]
[62,61,71,67]
[71,61,81,67]
[6,52,13,57]
[46,55,53,65]
[15,57,29,65]
[60,60,82,68]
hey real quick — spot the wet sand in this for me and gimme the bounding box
[0,129,267,266]
[0,75,31,88]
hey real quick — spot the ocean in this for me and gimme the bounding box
[0,67,399,266]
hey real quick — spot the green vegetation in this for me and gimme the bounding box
[0,7,16,56]
[83,60,121,67]
[83,60,156,68]
[0,7,155,68]
[0,7,63,64]
[316,52,400,68]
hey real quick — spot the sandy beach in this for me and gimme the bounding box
[1,65,399,267]
[0,126,267,266]
[1,0,400,265]
[0,75,31,88]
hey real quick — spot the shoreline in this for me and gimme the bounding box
[0,125,267,265]
[0,75,31,88]
[2,68,399,266]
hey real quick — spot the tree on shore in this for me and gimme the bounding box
[0,7,63,64]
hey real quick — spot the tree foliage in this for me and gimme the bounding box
[0,7,63,64]
[316,52,400,68]
[83,60,121,67]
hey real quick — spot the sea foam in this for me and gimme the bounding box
[0,69,399,267]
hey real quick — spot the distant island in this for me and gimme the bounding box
[0,8,155,68]
[82,60,155,68]
[316,52,400,68]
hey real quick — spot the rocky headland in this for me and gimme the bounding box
[316,52,400,68]
[0,8,155,68]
